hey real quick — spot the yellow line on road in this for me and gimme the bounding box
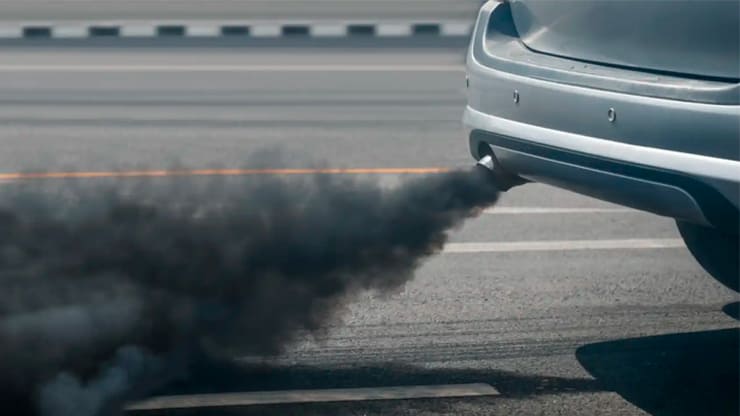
[0,167,451,181]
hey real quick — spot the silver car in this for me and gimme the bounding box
[464,0,739,290]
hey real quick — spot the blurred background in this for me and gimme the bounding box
[1,0,484,21]
[0,0,485,172]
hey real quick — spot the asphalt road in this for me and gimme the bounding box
[0,46,738,416]
[0,0,485,22]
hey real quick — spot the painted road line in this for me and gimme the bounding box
[0,167,452,181]
[0,64,465,72]
[443,239,685,254]
[127,383,499,411]
[484,207,634,215]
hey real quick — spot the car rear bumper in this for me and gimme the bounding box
[465,106,740,185]
[464,1,740,230]
[466,118,738,230]
[465,104,740,230]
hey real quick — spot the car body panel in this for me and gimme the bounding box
[466,117,740,228]
[465,1,740,231]
[509,0,740,80]
[472,2,740,105]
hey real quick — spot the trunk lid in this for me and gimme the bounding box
[508,0,739,80]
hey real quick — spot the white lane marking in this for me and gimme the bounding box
[0,65,464,72]
[127,383,499,410]
[483,207,634,215]
[443,239,684,254]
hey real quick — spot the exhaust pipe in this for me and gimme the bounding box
[475,154,527,191]
[476,154,496,171]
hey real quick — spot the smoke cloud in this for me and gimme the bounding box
[0,165,499,415]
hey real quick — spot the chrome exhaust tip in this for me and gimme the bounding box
[476,154,495,172]
[474,153,527,191]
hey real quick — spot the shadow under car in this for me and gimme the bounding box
[577,327,739,416]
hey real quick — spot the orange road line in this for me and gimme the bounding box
[0,167,452,181]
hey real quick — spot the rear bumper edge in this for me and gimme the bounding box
[464,106,740,184]
[465,108,740,231]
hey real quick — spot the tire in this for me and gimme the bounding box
[677,221,739,292]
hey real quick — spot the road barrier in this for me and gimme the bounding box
[0,21,472,40]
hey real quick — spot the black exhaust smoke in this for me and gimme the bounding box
[0,164,499,416]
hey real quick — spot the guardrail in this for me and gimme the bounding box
[0,21,473,40]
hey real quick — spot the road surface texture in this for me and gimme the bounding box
[0,0,485,22]
[0,45,737,415]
